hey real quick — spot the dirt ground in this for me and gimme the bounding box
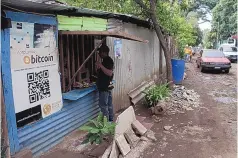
[137,61,237,158]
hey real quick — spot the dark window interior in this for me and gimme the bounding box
[58,34,103,92]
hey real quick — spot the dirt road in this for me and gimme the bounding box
[140,62,237,158]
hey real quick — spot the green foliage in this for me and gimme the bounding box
[60,0,207,56]
[80,113,116,144]
[155,1,198,58]
[59,0,144,17]
[202,29,216,49]
[212,0,237,40]
[143,83,170,108]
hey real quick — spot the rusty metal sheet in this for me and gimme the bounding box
[59,31,148,43]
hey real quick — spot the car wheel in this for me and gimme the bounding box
[225,69,229,73]
[200,67,204,73]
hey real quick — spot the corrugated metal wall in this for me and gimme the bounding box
[107,22,164,112]
[17,91,99,157]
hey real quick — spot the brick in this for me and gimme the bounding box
[132,120,147,136]
[115,135,131,156]
[124,128,140,148]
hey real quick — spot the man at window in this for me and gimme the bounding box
[95,45,114,122]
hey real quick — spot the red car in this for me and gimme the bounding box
[196,49,231,73]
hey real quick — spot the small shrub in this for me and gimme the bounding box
[143,83,170,108]
[80,113,116,145]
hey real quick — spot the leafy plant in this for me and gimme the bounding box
[143,83,171,108]
[80,113,116,145]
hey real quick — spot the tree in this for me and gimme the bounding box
[59,0,204,85]
[184,0,219,23]
[134,0,173,86]
[202,29,216,49]
[155,1,198,54]
[59,0,143,16]
[212,0,237,41]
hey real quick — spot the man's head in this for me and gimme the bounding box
[98,45,110,58]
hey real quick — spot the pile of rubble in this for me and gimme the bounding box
[152,85,200,115]
[102,106,155,158]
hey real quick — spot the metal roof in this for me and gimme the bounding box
[1,0,152,28]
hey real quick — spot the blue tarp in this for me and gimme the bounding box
[62,80,115,101]
[62,85,97,101]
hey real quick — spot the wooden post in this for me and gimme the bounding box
[1,75,11,158]
[59,34,65,92]
[66,35,71,91]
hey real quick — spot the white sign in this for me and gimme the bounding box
[10,21,63,127]
[114,39,122,59]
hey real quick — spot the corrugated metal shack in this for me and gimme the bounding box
[1,0,166,157]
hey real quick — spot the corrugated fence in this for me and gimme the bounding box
[107,22,164,112]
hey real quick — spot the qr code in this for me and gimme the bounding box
[27,70,51,104]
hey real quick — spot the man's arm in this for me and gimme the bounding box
[95,62,113,77]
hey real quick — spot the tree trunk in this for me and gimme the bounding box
[149,0,173,86]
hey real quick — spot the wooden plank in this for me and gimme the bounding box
[82,35,85,64]
[91,36,95,76]
[71,35,75,84]
[1,75,11,158]
[1,29,20,154]
[59,35,65,92]
[59,30,148,43]
[76,35,80,82]
[66,34,71,91]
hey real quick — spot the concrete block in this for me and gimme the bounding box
[115,106,136,136]
[109,140,119,158]
[115,135,131,156]
[12,149,32,158]
[124,128,140,148]
[132,120,147,136]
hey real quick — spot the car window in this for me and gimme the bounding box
[202,51,225,58]
[228,38,234,44]
[222,47,234,52]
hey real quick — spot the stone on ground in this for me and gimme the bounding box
[164,126,172,131]
[145,130,157,142]
[132,120,147,136]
